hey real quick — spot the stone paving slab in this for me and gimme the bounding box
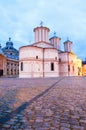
[0,76,86,130]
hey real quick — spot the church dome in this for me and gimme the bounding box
[6,37,13,49]
[2,38,19,60]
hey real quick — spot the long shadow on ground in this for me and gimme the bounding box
[0,78,64,127]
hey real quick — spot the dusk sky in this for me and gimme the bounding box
[0,0,86,60]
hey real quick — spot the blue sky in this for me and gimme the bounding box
[0,0,86,59]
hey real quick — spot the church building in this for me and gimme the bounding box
[0,38,19,77]
[19,24,82,78]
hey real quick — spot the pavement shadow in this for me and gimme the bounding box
[0,78,63,126]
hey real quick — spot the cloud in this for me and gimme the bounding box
[0,0,86,58]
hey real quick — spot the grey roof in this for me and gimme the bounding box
[2,46,18,53]
[64,37,72,43]
[50,35,58,39]
[6,54,19,60]
[64,39,72,43]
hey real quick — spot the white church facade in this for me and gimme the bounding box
[19,24,82,78]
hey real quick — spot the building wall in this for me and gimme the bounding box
[6,59,19,77]
[0,54,19,77]
[19,46,43,78]
[75,58,82,76]
[59,53,69,76]
[19,46,59,78]
[59,52,82,76]
[0,55,6,76]
[82,64,86,76]
[44,49,59,77]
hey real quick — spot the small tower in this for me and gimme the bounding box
[6,37,13,49]
[64,38,72,52]
[33,21,50,43]
[49,32,61,50]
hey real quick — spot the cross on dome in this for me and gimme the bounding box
[40,21,43,26]
[67,37,69,41]
[54,31,56,36]
[66,37,71,42]
[9,37,11,41]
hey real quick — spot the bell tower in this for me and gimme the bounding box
[64,38,72,52]
[49,32,61,50]
[34,22,50,43]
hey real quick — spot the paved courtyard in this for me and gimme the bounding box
[0,77,86,130]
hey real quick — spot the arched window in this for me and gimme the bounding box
[55,57,57,60]
[59,58,61,63]
[68,65,70,71]
[36,56,38,59]
[21,62,23,71]
[51,63,54,71]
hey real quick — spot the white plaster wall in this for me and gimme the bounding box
[59,53,68,76]
[19,46,59,78]
[59,53,72,76]
[20,46,43,59]
[59,53,68,62]
[19,61,43,78]
[19,46,43,78]
[44,48,58,59]
[44,49,59,77]
[59,63,68,76]
[19,45,82,78]
[44,62,59,77]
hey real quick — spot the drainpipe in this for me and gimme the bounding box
[67,52,69,76]
[43,48,44,78]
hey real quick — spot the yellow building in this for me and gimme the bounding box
[82,61,86,76]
